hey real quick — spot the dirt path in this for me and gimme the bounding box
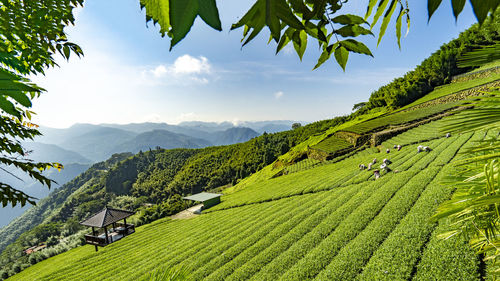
[171,204,204,220]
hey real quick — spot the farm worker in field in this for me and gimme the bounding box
[373,169,380,180]
[383,158,392,165]
[367,162,373,170]
[397,145,402,151]
[446,133,451,138]
[359,164,366,170]
[423,146,432,152]
[380,163,392,173]
[386,148,390,153]
[417,145,423,153]
[372,158,377,164]
[393,144,397,149]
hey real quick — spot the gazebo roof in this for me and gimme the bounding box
[183,192,222,202]
[80,207,135,228]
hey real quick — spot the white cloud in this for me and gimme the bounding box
[172,55,211,74]
[151,65,168,77]
[274,91,284,99]
[143,55,213,85]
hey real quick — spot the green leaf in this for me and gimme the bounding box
[371,0,390,29]
[274,0,303,30]
[0,95,20,117]
[197,0,222,31]
[170,0,199,49]
[332,14,368,25]
[288,0,313,19]
[451,0,466,20]
[232,0,303,46]
[377,0,397,46]
[276,28,293,53]
[365,0,379,20]
[470,0,498,24]
[292,30,307,61]
[427,0,443,21]
[335,25,373,37]
[63,45,70,60]
[334,45,349,71]
[140,0,171,36]
[2,91,32,108]
[313,43,336,70]
[266,0,282,42]
[341,39,373,56]
[395,7,403,49]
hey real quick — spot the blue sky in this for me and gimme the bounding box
[31,0,477,128]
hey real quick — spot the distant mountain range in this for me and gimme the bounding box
[34,120,300,162]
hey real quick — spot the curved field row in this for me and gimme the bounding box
[310,135,352,153]
[342,102,458,134]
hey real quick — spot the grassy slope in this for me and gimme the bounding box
[9,119,484,281]
[398,71,500,111]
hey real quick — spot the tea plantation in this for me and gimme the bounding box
[8,116,490,280]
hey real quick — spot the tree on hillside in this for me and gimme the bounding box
[352,102,367,111]
[292,123,302,130]
[0,0,497,208]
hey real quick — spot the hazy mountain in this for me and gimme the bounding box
[36,123,104,145]
[103,122,213,141]
[114,129,212,153]
[22,142,91,164]
[255,124,293,133]
[0,163,90,228]
[177,121,234,132]
[59,127,137,162]
[209,127,260,145]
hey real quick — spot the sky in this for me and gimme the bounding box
[30,0,478,128]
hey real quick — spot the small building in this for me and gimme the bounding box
[23,244,46,255]
[183,192,222,209]
[79,207,135,251]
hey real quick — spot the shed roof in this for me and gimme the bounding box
[80,207,135,228]
[183,192,222,202]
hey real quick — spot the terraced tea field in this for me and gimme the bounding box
[342,102,458,134]
[310,135,352,153]
[9,119,486,281]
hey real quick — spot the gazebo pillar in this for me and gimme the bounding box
[104,226,109,244]
[92,227,98,252]
[124,218,127,236]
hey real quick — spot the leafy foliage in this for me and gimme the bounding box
[0,0,83,207]
[140,0,495,70]
[434,90,500,277]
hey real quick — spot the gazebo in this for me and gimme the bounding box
[80,207,135,251]
[183,192,222,209]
